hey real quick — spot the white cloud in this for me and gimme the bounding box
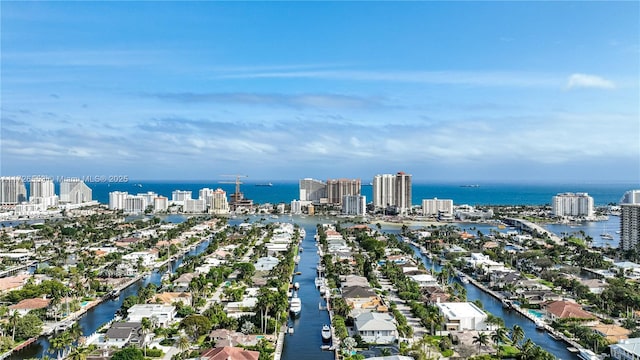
[566,73,615,90]
[219,70,560,88]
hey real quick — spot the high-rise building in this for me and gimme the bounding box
[422,198,454,216]
[552,192,594,217]
[172,190,192,203]
[326,178,361,205]
[199,188,214,207]
[299,178,327,204]
[137,192,158,209]
[209,188,229,214]
[109,191,128,210]
[184,199,206,213]
[342,195,366,216]
[395,172,412,214]
[29,176,55,199]
[124,195,146,214]
[372,172,412,214]
[373,174,396,209]
[620,190,640,251]
[291,200,302,215]
[154,196,169,212]
[29,176,57,207]
[60,178,92,204]
[0,176,27,205]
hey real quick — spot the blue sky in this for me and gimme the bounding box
[1,2,639,183]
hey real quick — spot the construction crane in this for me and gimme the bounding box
[219,175,249,209]
[219,174,248,196]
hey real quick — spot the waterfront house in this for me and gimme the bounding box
[0,274,30,294]
[342,285,380,311]
[254,256,280,271]
[208,329,264,347]
[0,249,34,263]
[517,290,563,306]
[151,292,192,307]
[591,324,631,344]
[173,273,196,292]
[435,302,488,331]
[489,271,521,289]
[544,300,596,323]
[200,346,260,360]
[465,253,507,273]
[422,287,451,304]
[104,322,143,348]
[610,337,640,360]
[353,312,398,344]
[9,297,51,316]
[579,278,608,294]
[409,274,439,288]
[122,251,158,268]
[341,275,370,288]
[127,304,175,327]
[224,297,258,318]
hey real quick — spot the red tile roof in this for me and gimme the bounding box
[9,298,51,310]
[200,346,260,360]
[545,301,595,320]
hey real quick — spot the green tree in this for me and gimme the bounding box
[68,346,91,360]
[14,313,43,341]
[472,332,490,355]
[176,335,190,353]
[180,314,211,340]
[140,317,153,357]
[511,324,525,348]
[110,347,144,360]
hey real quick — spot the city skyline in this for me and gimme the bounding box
[1,2,639,182]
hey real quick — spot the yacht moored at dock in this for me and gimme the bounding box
[289,294,302,317]
[321,324,331,342]
[577,348,599,360]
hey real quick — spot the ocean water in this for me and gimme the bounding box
[84,181,636,206]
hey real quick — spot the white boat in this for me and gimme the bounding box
[577,348,599,360]
[458,274,470,284]
[321,324,331,342]
[319,285,327,296]
[315,277,325,287]
[290,295,302,317]
[600,233,614,240]
[293,282,300,290]
[501,299,513,309]
[535,319,545,330]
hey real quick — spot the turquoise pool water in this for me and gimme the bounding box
[528,309,544,318]
[81,301,90,306]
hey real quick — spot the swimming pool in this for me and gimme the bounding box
[81,301,90,306]
[528,309,544,319]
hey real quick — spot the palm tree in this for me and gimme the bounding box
[8,310,19,341]
[68,322,83,344]
[67,346,91,360]
[176,335,190,353]
[49,331,72,360]
[492,327,509,357]
[511,324,525,348]
[141,317,152,357]
[518,339,537,360]
[472,332,490,355]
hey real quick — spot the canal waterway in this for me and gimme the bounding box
[278,220,333,360]
[401,237,579,360]
[10,239,212,359]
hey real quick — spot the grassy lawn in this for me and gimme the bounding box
[538,279,554,287]
[500,345,520,357]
